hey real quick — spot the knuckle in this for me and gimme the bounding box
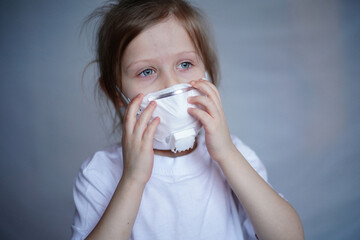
[143,129,151,138]
[189,107,197,115]
[139,112,150,124]
[145,122,155,133]
[144,120,157,135]
[136,119,145,129]
[197,95,204,102]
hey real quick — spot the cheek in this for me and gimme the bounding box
[120,74,136,99]
[122,78,161,99]
[121,69,154,99]
[178,66,205,82]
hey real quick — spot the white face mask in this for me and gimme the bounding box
[140,83,203,153]
[119,73,209,153]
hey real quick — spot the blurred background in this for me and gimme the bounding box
[0,0,359,239]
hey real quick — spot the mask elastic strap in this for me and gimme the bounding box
[116,85,143,117]
[116,85,130,118]
[202,71,210,81]
[116,85,131,106]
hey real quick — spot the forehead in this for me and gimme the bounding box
[122,17,198,63]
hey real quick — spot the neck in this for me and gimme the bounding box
[153,140,197,158]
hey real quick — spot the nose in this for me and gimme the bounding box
[160,69,183,89]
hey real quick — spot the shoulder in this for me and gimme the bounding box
[74,142,124,196]
[230,134,268,182]
[71,143,123,238]
[79,142,123,174]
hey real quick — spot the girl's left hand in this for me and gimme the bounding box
[188,79,237,164]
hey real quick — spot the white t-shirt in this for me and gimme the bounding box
[71,134,268,240]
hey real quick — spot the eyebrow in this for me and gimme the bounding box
[125,58,157,73]
[125,51,199,72]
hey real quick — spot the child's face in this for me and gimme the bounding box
[120,17,206,103]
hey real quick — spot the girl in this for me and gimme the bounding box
[71,0,304,239]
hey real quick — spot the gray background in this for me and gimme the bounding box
[0,0,359,239]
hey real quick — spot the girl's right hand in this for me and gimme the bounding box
[121,93,160,186]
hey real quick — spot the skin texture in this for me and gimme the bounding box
[86,16,304,240]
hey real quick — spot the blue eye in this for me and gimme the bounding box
[178,62,192,69]
[139,69,154,77]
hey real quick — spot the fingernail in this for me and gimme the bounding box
[153,116,160,122]
[150,101,156,106]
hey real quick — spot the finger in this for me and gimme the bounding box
[188,95,218,118]
[194,78,221,100]
[204,80,222,103]
[143,116,160,143]
[190,80,222,109]
[133,101,157,138]
[187,107,213,131]
[201,79,222,103]
[123,93,144,135]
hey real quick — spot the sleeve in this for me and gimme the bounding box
[230,135,268,240]
[70,151,122,240]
